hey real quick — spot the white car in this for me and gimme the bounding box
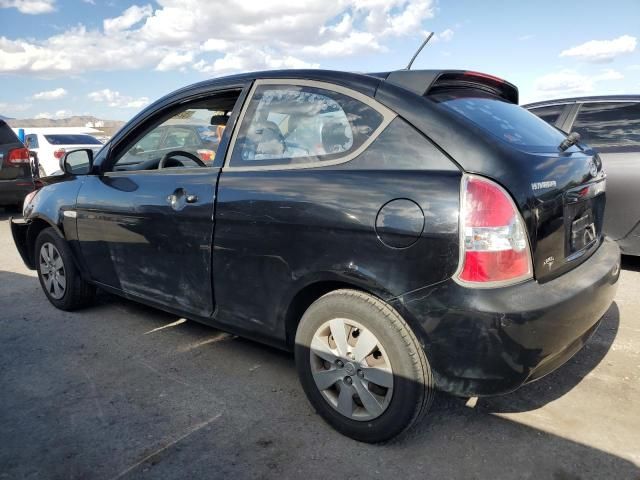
[24,131,103,176]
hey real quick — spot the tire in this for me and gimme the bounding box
[295,289,434,443]
[35,227,95,311]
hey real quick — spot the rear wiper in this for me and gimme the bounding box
[558,132,581,152]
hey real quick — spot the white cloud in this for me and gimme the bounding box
[0,101,33,113]
[534,70,593,96]
[32,87,67,100]
[194,47,319,75]
[103,4,153,34]
[88,89,149,108]
[0,0,436,76]
[301,32,382,57]
[518,34,534,41]
[432,28,454,42]
[0,0,55,14]
[156,51,194,71]
[560,35,637,63]
[201,39,229,52]
[530,68,625,101]
[595,68,624,81]
[34,109,72,119]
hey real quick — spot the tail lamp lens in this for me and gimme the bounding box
[53,148,66,159]
[457,175,532,285]
[7,147,30,165]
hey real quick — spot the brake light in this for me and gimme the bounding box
[457,175,532,286]
[6,147,30,165]
[53,148,66,159]
[463,71,505,84]
[197,149,215,163]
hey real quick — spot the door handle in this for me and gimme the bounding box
[166,188,197,210]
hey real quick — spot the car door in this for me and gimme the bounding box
[75,87,246,318]
[568,101,640,246]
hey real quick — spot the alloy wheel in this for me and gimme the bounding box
[39,242,66,300]
[309,318,393,421]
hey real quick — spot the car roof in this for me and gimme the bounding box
[523,94,640,108]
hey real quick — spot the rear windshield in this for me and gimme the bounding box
[433,92,575,152]
[44,134,102,145]
[0,122,19,145]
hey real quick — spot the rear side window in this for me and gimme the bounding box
[44,134,102,145]
[230,83,386,167]
[528,104,566,126]
[572,102,640,151]
[433,92,572,152]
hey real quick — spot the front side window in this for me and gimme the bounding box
[230,84,385,167]
[573,102,640,151]
[114,108,227,171]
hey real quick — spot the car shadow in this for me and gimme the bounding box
[621,254,640,272]
[0,205,20,220]
[1,269,637,479]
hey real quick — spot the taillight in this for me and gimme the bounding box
[197,149,215,163]
[6,147,30,165]
[53,148,66,159]
[456,175,532,286]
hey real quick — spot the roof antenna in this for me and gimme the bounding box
[406,32,434,70]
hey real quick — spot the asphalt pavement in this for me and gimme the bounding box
[0,208,639,479]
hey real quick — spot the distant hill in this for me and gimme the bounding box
[0,114,15,121]
[8,115,126,137]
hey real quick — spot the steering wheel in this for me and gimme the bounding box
[158,150,206,169]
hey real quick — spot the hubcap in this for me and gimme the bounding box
[39,242,66,300]
[309,318,393,421]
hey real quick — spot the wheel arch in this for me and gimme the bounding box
[24,217,64,268]
[282,274,404,349]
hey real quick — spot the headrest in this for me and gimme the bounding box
[210,115,229,126]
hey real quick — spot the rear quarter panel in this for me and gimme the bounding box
[213,141,461,342]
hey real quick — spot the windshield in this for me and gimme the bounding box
[433,92,577,152]
[44,134,102,145]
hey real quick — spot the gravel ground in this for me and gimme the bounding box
[0,208,639,480]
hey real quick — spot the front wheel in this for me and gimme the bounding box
[35,227,95,310]
[295,289,434,443]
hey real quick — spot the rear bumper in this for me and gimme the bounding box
[0,179,33,205]
[390,238,620,396]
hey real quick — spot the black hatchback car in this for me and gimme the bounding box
[12,69,620,442]
[525,96,640,256]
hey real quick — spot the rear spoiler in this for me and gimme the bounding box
[378,69,519,104]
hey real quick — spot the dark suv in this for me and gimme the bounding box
[525,96,640,256]
[12,69,620,442]
[0,120,36,208]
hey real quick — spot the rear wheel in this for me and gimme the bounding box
[295,289,434,443]
[35,228,95,310]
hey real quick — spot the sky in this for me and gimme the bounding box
[0,0,638,121]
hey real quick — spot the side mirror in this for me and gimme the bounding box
[61,148,94,175]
